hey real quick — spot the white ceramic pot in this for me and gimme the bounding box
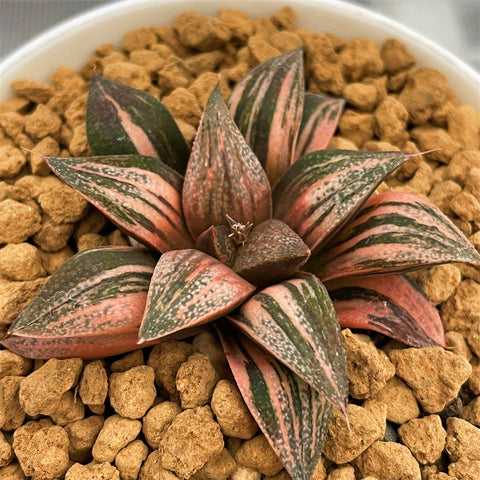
[0,0,479,109]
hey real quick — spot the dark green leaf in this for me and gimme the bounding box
[87,75,189,174]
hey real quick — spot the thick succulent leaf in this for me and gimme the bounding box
[139,249,256,342]
[229,273,348,411]
[46,155,193,253]
[182,85,272,239]
[2,247,156,358]
[195,225,236,266]
[327,274,446,347]
[217,323,332,480]
[273,150,410,254]
[2,329,153,360]
[228,48,304,185]
[232,219,310,286]
[295,92,345,160]
[312,191,480,282]
[86,75,189,173]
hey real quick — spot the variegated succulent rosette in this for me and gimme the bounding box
[3,48,480,479]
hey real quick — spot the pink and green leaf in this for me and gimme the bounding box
[295,92,345,160]
[139,249,256,342]
[87,75,189,173]
[2,247,156,359]
[327,274,446,347]
[228,48,305,185]
[46,154,193,253]
[232,219,310,286]
[182,85,272,239]
[229,273,347,411]
[217,323,332,480]
[273,150,411,254]
[2,329,157,360]
[312,191,480,282]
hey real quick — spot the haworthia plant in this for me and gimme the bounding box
[4,48,480,479]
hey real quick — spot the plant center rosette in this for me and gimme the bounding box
[2,48,480,479]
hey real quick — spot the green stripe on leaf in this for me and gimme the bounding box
[87,75,189,174]
[273,149,410,253]
[139,249,256,342]
[228,48,305,185]
[295,92,345,160]
[328,274,446,347]
[46,154,193,253]
[218,324,332,480]
[312,191,480,281]
[229,273,348,411]
[183,85,272,240]
[3,247,156,358]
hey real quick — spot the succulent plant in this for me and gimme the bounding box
[3,48,480,478]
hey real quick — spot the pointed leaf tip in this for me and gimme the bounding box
[87,75,189,174]
[313,191,480,282]
[46,154,193,253]
[273,150,411,254]
[230,273,348,410]
[228,48,305,185]
[295,92,345,160]
[140,250,256,342]
[218,324,332,480]
[182,83,272,239]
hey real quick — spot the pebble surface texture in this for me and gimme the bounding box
[1,5,480,480]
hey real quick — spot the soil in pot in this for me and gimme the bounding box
[1,6,480,480]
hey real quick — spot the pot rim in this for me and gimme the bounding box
[0,0,479,108]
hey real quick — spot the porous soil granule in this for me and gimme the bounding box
[1,6,480,480]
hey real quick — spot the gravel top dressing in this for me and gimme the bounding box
[1,6,480,480]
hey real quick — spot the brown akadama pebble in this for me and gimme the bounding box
[211,379,258,439]
[446,417,480,462]
[13,420,70,480]
[0,431,14,467]
[147,341,195,397]
[390,347,472,413]
[49,390,85,426]
[0,242,46,281]
[0,351,31,380]
[397,415,446,464]
[92,415,141,463]
[353,441,421,480]
[64,415,104,462]
[115,439,149,480]
[0,199,41,243]
[176,352,219,409]
[159,406,224,478]
[65,462,120,480]
[191,447,237,480]
[323,404,382,464]
[343,329,396,399]
[174,12,231,51]
[142,401,182,449]
[109,365,156,419]
[0,376,25,431]
[441,279,480,336]
[19,358,83,417]
[78,360,108,407]
[371,376,420,424]
[235,434,283,476]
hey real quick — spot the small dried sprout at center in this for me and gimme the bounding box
[3,47,480,480]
